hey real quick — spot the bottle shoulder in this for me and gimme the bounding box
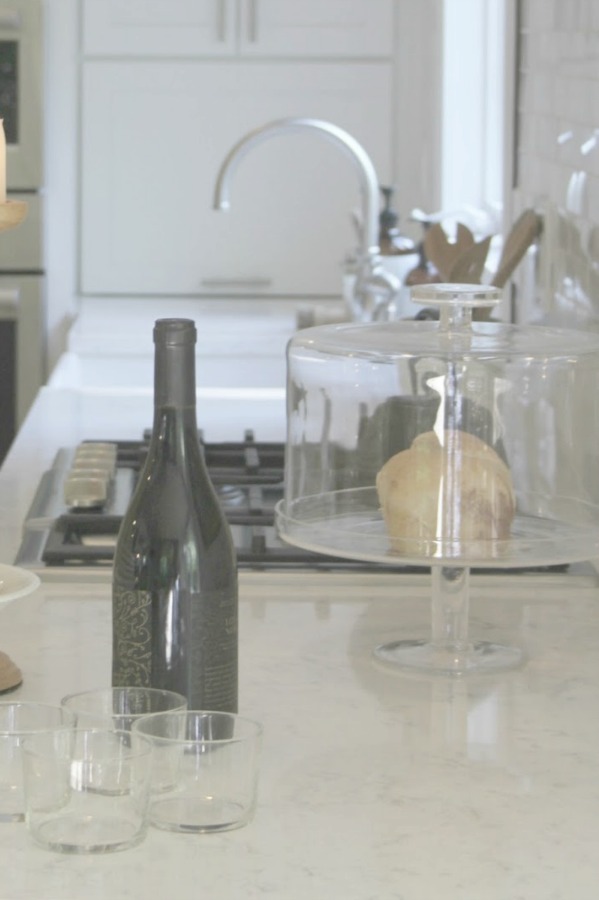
[119,444,232,545]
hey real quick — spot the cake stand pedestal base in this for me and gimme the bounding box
[374,638,523,676]
[374,565,524,677]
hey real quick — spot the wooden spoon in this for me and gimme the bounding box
[455,222,475,253]
[491,209,542,288]
[424,222,475,280]
[448,235,492,284]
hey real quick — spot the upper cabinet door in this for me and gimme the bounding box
[82,0,237,56]
[238,0,395,57]
[82,0,395,58]
[80,61,392,297]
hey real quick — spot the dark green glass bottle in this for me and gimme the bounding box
[112,318,238,711]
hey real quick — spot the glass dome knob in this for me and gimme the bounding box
[411,283,501,330]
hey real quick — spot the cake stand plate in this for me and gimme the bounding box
[0,565,41,692]
[277,492,599,676]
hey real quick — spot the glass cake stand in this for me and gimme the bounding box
[276,284,599,675]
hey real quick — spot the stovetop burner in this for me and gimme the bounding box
[17,430,570,576]
[23,431,423,572]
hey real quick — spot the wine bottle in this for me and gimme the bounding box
[112,318,238,711]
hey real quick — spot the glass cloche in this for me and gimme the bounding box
[276,284,599,675]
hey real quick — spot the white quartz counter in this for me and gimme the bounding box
[1,366,599,897]
[2,567,599,899]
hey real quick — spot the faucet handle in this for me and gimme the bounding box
[350,208,364,248]
[352,255,401,322]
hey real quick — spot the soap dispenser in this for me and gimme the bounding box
[378,186,416,256]
[377,186,419,318]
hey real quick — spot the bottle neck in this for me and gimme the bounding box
[154,338,197,411]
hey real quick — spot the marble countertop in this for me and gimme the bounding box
[2,569,599,899]
[1,336,599,897]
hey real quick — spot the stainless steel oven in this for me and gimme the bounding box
[0,0,43,188]
[0,0,45,461]
[0,275,45,457]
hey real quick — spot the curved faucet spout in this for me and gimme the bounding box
[213,117,380,258]
[213,117,400,321]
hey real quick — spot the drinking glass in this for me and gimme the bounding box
[0,701,75,822]
[61,686,187,731]
[22,728,153,853]
[133,710,262,833]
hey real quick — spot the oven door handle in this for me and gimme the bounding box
[0,8,22,29]
[0,287,19,312]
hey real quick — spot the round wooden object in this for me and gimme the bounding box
[0,651,23,693]
[0,199,28,232]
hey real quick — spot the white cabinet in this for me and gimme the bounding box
[82,0,237,57]
[237,0,394,57]
[80,61,392,296]
[79,0,395,298]
[82,0,394,58]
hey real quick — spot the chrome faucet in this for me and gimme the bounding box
[213,117,399,322]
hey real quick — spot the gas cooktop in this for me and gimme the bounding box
[15,430,572,580]
[17,431,431,574]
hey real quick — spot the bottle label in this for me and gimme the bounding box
[112,588,153,687]
[186,592,238,711]
[112,583,238,712]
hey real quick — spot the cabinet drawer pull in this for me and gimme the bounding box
[201,277,272,288]
[0,287,19,312]
[216,0,226,42]
[0,8,21,29]
[248,0,258,43]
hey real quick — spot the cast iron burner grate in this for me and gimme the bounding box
[40,431,427,571]
[39,430,568,575]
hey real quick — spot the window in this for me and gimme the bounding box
[441,0,506,223]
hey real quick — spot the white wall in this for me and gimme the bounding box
[42,1,510,371]
[42,0,79,370]
[40,1,450,373]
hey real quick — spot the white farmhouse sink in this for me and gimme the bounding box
[52,297,299,394]
[67,297,299,356]
[49,350,287,393]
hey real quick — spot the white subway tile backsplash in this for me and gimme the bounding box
[554,0,580,32]
[587,174,599,221]
[552,79,570,119]
[516,0,599,324]
[535,31,555,65]
[534,71,555,114]
[551,163,570,202]
[534,115,556,156]
[528,0,554,32]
